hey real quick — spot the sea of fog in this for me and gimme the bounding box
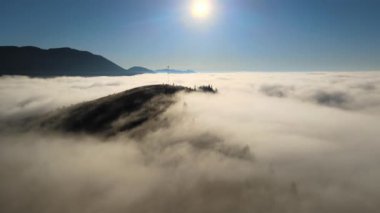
[1,72,380,213]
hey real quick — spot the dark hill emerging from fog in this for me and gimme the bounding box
[0,46,151,76]
[35,84,217,137]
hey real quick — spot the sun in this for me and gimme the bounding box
[191,0,212,19]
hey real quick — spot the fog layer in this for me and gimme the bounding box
[1,72,380,213]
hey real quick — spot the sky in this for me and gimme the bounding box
[0,0,379,71]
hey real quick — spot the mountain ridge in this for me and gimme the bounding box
[126,66,156,74]
[0,46,150,77]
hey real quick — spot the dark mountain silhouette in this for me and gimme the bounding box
[126,66,155,74]
[0,46,151,76]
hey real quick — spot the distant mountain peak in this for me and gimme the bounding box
[127,66,155,74]
[0,46,152,77]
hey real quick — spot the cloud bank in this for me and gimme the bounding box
[1,72,380,213]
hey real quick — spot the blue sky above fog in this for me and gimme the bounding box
[0,0,379,71]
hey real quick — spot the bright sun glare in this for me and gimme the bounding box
[191,0,212,19]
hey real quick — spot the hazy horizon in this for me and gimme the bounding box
[1,45,379,73]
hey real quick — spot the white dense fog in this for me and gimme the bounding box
[1,72,380,213]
